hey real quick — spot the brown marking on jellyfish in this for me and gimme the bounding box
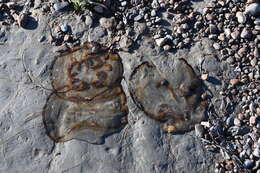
[87,56,104,70]
[109,53,119,61]
[157,104,172,119]
[91,80,104,88]
[166,125,177,133]
[96,71,108,81]
[104,54,110,60]
[166,86,178,102]
[103,64,113,71]
[129,61,155,80]
[156,79,178,102]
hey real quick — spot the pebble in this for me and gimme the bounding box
[60,24,69,32]
[53,2,69,11]
[254,48,259,58]
[119,35,133,49]
[201,121,211,128]
[224,28,231,37]
[121,1,127,6]
[234,118,241,126]
[231,30,240,39]
[163,45,171,51]
[241,28,252,39]
[151,9,157,17]
[245,3,260,16]
[94,6,104,13]
[85,15,93,28]
[213,42,221,50]
[201,73,209,80]
[250,57,257,66]
[236,12,246,24]
[253,146,260,157]
[244,159,255,169]
[250,116,257,125]
[134,15,143,21]
[155,37,168,47]
[195,124,205,138]
[230,78,240,85]
[99,17,116,30]
[226,117,234,126]
[209,24,219,34]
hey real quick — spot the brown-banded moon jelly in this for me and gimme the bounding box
[129,59,206,133]
[43,42,128,143]
[51,42,123,102]
[43,87,128,143]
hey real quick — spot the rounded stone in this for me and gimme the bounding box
[244,159,254,169]
[245,3,260,16]
[236,12,246,24]
[85,15,93,28]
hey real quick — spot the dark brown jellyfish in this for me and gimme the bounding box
[43,43,128,143]
[129,59,206,133]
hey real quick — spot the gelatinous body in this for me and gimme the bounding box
[129,59,206,133]
[51,42,123,102]
[43,43,128,143]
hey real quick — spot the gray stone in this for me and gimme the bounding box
[99,17,116,30]
[60,24,69,32]
[244,159,255,169]
[236,12,246,24]
[231,30,240,39]
[94,6,104,13]
[85,15,93,28]
[241,28,252,39]
[53,2,69,11]
[253,146,260,158]
[213,42,221,50]
[134,15,143,21]
[254,48,259,58]
[151,9,157,17]
[245,3,260,16]
[209,24,219,34]
[155,37,168,47]
[121,1,127,6]
[251,57,257,66]
[195,124,204,138]
[234,118,241,126]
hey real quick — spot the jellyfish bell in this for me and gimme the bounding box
[129,59,206,133]
[43,87,128,144]
[51,42,123,102]
[43,42,128,144]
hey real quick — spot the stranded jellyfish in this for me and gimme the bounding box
[129,59,206,133]
[43,43,128,143]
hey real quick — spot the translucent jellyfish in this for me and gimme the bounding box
[43,87,128,143]
[51,42,123,102]
[129,59,206,133]
[43,43,128,143]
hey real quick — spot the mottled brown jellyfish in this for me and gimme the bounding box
[129,59,206,133]
[51,42,123,102]
[43,42,128,143]
[43,87,128,143]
